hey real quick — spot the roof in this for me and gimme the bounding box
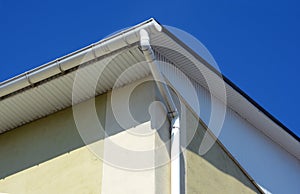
[0,18,299,160]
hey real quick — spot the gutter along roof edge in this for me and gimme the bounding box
[0,18,162,98]
[0,18,298,143]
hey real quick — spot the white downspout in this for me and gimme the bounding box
[171,117,180,194]
[140,29,181,194]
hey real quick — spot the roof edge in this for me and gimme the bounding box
[160,25,300,142]
[0,18,298,143]
[0,18,162,98]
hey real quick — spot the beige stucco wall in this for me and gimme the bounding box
[0,146,103,194]
[100,79,170,194]
[183,107,261,193]
[0,77,260,194]
[0,91,107,194]
[0,78,171,194]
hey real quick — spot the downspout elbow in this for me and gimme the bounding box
[139,29,156,63]
[139,29,179,120]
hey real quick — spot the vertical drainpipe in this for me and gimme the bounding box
[171,117,180,194]
[140,29,181,194]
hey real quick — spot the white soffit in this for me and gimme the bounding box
[151,28,300,159]
[0,46,150,133]
[0,19,299,160]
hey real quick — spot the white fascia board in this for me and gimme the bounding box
[0,18,162,98]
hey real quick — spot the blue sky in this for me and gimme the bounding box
[0,0,299,137]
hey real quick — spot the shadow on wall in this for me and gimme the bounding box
[184,106,262,193]
[0,81,164,179]
[0,79,261,193]
[0,93,106,179]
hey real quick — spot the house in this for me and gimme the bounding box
[0,18,299,194]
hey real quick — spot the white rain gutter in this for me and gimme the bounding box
[0,19,181,193]
[140,29,181,194]
[0,19,162,98]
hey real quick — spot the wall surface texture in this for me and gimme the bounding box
[0,77,260,193]
[184,107,260,193]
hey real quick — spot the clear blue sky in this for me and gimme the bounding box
[0,0,299,137]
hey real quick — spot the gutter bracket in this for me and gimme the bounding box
[56,60,64,73]
[25,72,34,86]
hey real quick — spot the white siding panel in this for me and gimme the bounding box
[157,52,300,193]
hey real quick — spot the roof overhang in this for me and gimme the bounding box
[0,18,299,160]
